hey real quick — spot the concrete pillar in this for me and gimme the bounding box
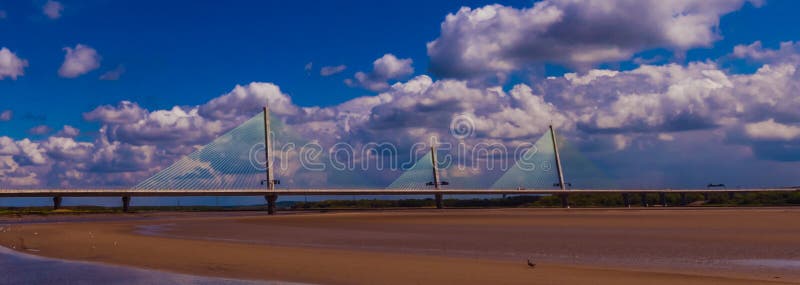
[53,196,62,210]
[680,192,687,206]
[435,193,443,209]
[703,192,710,201]
[622,193,631,207]
[640,193,647,207]
[122,196,131,212]
[659,192,667,207]
[265,194,278,215]
[560,193,569,208]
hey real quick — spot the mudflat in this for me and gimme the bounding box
[1,208,799,284]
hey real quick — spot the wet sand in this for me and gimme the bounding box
[1,208,799,284]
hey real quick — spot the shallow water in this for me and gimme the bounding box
[731,259,800,269]
[0,246,303,285]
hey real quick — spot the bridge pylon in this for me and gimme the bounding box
[431,145,444,209]
[550,125,569,208]
[263,106,278,215]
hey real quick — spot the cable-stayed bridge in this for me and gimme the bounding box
[1,107,797,214]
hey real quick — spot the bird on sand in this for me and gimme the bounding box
[527,259,536,268]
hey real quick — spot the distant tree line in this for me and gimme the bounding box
[290,192,800,209]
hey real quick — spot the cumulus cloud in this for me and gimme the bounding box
[732,41,800,64]
[7,40,800,188]
[743,119,800,141]
[0,47,28,80]
[55,125,80,138]
[59,44,101,78]
[320,65,347,76]
[0,110,12,121]
[427,0,758,80]
[346,54,413,91]
[199,82,298,120]
[42,0,64,19]
[542,63,740,133]
[84,101,147,124]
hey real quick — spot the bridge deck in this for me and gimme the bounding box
[0,188,797,197]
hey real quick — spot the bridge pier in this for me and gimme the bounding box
[53,196,62,210]
[265,194,278,215]
[703,192,710,201]
[560,194,569,208]
[680,192,687,206]
[435,193,443,209]
[640,193,647,207]
[122,196,131,212]
[659,192,667,207]
[622,193,631,207]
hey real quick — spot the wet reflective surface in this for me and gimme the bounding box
[0,246,298,285]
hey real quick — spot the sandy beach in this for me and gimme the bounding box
[1,208,799,284]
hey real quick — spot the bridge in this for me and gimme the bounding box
[1,106,797,214]
[1,188,796,213]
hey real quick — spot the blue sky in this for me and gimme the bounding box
[2,0,797,138]
[2,0,800,191]
[1,0,529,138]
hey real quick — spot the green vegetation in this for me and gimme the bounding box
[291,192,800,209]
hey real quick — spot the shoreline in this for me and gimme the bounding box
[2,208,799,284]
[0,244,294,284]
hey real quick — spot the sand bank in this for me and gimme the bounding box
[1,208,799,284]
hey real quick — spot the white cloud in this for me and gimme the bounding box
[199,82,299,120]
[99,65,125,80]
[109,106,224,147]
[43,136,93,161]
[732,41,800,63]
[346,54,413,91]
[42,0,64,19]
[540,62,741,133]
[427,0,758,80]
[743,119,800,141]
[0,47,28,80]
[8,40,800,188]
[28,125,52,135]
[0,137,20,155]
[59,44,101,78]
[15,139,47,165]
[55,125,80,138]
[320,65,347,76]
[83,101,146,124]
[0,110,12,121]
